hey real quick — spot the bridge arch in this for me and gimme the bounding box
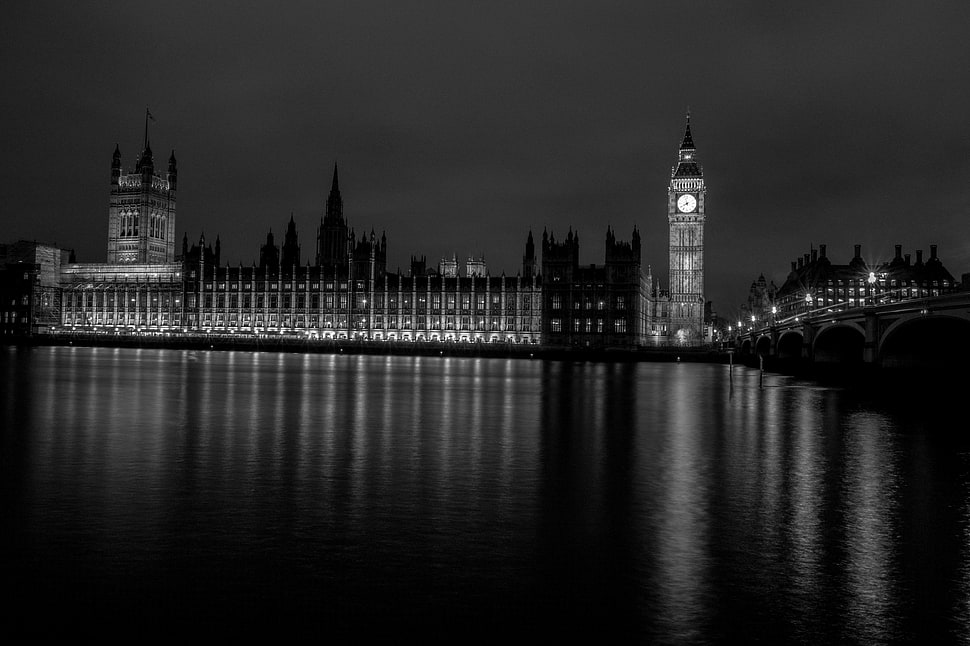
[777,330,804,360]
[755,335,771,357]
[879,314,970,369]
[739,338,752,357]
[814,323,865,364]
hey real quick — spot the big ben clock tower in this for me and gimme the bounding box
[667,113,705,342]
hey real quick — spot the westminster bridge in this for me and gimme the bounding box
[734,290,970,369]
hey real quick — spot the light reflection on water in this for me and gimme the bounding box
[1,346,969,640]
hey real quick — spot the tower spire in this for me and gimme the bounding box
[680,110,694,151]
[331,163,339,193]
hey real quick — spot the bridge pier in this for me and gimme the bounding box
[863,310,877,364]
[801,323,815,362]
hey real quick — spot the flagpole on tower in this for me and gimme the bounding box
[144,106,155,150]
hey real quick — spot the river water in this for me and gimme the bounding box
[1,346,968,641]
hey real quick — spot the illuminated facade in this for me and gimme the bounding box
[772,243,958,319]
[63,130,183,330]
[181,206,541,342]
[667,114,706,342]
[10,116,721,349]
[59,148,542,343]
[61,262,184,329]
[106,118,177,264]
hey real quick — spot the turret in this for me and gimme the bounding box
[111,144,122,185]
[281,214,300,269]
[260,229,280,270]
[523,230,536,279]
[317,163,348,266]
[167,150,177,191]
[326,164,343,224]
[137,143,153,174]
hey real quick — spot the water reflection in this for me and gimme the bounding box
[0,347,968,640]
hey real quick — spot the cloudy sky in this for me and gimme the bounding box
[2,1,968,312]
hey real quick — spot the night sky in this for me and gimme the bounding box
[2,2,969,313]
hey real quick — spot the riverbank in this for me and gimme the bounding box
[6,331,726,363]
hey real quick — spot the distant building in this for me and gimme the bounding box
[0,241,70,336]
[465,256,487,277]
[438,255,459,278]
[739,274,778,325]
[773,243,958,318]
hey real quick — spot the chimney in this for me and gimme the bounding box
[791,261,797,272]
[811,249,818,262]
[819,244,826,259]
[894,244,902,260]
[854,244,861,259]
[916,250,923,265]
[804,253,810,265]
[904,253,911,266]
[798,257,804,269]
[930,244,938,260]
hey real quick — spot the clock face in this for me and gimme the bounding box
[677,194,697,213]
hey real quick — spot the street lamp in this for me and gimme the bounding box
[867,271,877,306]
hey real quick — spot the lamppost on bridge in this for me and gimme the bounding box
[866,271,877,307]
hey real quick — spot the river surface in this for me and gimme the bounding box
[1,346,968,641]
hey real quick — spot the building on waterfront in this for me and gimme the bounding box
[665,113,706,343]
[61,123,185,332]
[540,226,649,348]
[50,133,543,343]
[749,243,959,323]
[0,241,70,336]
[4,115,723,349]
[736,274,778,327]
[178,168,540,343]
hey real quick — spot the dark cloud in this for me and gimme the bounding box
[2,1,969,312]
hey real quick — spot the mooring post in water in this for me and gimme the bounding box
[728,350,734,384]
[759,354,764,388]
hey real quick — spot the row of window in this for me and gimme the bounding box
[118,211,168,239]
[65,293,180,308]
[188,314,536,332]
[189,293,534,310]
[549,318,628,333]
[195,282,538,306]
[549,295,627,310]
[66,315,180,325]
[824,278,949,287]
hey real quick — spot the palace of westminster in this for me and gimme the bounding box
[2,116,960,347]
